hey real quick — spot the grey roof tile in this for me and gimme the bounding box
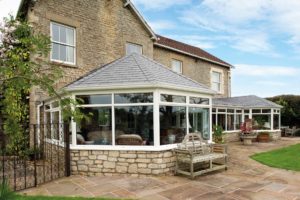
[66,53,215,94]
[212,95,282,108]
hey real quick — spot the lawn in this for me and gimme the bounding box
[16,196,118,200]
[251,143,300,171]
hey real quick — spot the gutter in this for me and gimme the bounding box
[154,43,233,69]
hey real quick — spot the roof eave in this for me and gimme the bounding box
[154,43,232,68]
[124,0,157,41]
[65,83,215,95]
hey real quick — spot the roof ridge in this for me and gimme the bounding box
[138,54,213,91]
[65,54,132,88]
[131,54,153,83]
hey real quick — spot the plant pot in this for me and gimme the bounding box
[257,133,270,143]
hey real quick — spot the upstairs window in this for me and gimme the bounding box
[212,71,221,92]
[126,42,143,55]
[171,59,182,74]
[51,22,76,64]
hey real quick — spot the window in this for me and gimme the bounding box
[115,106,153,146]
[78,107,112,145]
[77,95,111,105]
[189,108,210,140]
[212,71,221,92]
[160,94,186,103]
[189,97,209,105]
[126,42,143,55]
[160,106,186,145]
[51,22,75,64]
[171,59,182,74]
[115,93,153,104]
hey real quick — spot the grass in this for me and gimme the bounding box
[16,196,118,200]
[251,143,300,171]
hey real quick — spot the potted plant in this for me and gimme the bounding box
[213,125,225,144]
[257,132,270,143]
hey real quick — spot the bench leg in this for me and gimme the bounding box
[190,160,194,179]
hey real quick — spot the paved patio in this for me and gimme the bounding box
[21,137,300,200]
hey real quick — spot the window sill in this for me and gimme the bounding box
[51,60,78,68]
[70,144,179,151]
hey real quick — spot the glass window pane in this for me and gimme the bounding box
[171,60,182,74]
[160,106,186,145]
[66,28,74,46]
[76,95,112,104]
[217,114,226,130]
[244,109,250,113]
[46,112,51,139]
[273,114,280,129]
[52,112,60,140]
[115,93,153,104]
[189,97,209,105]
[227,109,234,113]
[212,72,221,82]
[66,46,75,63]
[51,43,60,60]
[60,26,67,44]
[77,107,112,145]
[235,115,242,130]
[218,109,226,113]
[212,82,220,91]
[160,94,186,103]
[189,107,210,140]
[252,109,261,113]
[60,45,67,61]
[252,115,271,130]
[262,109,271,113]
[52,24,60,42]
[227,114,234,131]
[115,106,153,146]
[126,43,142,55]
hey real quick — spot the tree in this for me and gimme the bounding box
[267,95,300,127]
[0,17,83,154]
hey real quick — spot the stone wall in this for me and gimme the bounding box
[71,150,176,176]
[224,130,282,143]
[270,131,281,141]
[153,46,231,98]
[26,0,155,124]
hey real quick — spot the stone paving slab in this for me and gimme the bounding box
[21,137,300,200]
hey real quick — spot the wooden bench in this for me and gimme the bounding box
[174,133,228,179]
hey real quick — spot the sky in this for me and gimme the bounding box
[1,0,300,97]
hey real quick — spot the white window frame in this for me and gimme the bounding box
[125,42,143,55]
[211,68,223,94]
[171,59,183,74]
[50,22,76,65]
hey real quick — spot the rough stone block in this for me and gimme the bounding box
[103,161,116,169]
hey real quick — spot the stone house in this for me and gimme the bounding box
[17,0,281,176]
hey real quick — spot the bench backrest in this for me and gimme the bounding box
[177,133,210,154]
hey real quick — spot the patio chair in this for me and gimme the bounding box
[285,126,297,137]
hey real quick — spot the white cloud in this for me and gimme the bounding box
[131,0,191,10]
[148,20,176,32]
[179,0,300,56]
[256,81,287,87]
[234,64,300,77]
[167,35,216,49]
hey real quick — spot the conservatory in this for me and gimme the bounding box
[40,53,215,152]
[212,96,282,142]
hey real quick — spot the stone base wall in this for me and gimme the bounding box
[270,131,281,141]
[224,130,282,143]
[71,150,176,176]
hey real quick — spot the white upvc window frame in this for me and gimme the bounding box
[125,42,143,55]
[66,88,212,151]
[212,107,281,132]
[50,22,76,65]
[171,59,183,74]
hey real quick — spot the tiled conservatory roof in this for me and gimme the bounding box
[212,95,282,109]
[66,53,215,94]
